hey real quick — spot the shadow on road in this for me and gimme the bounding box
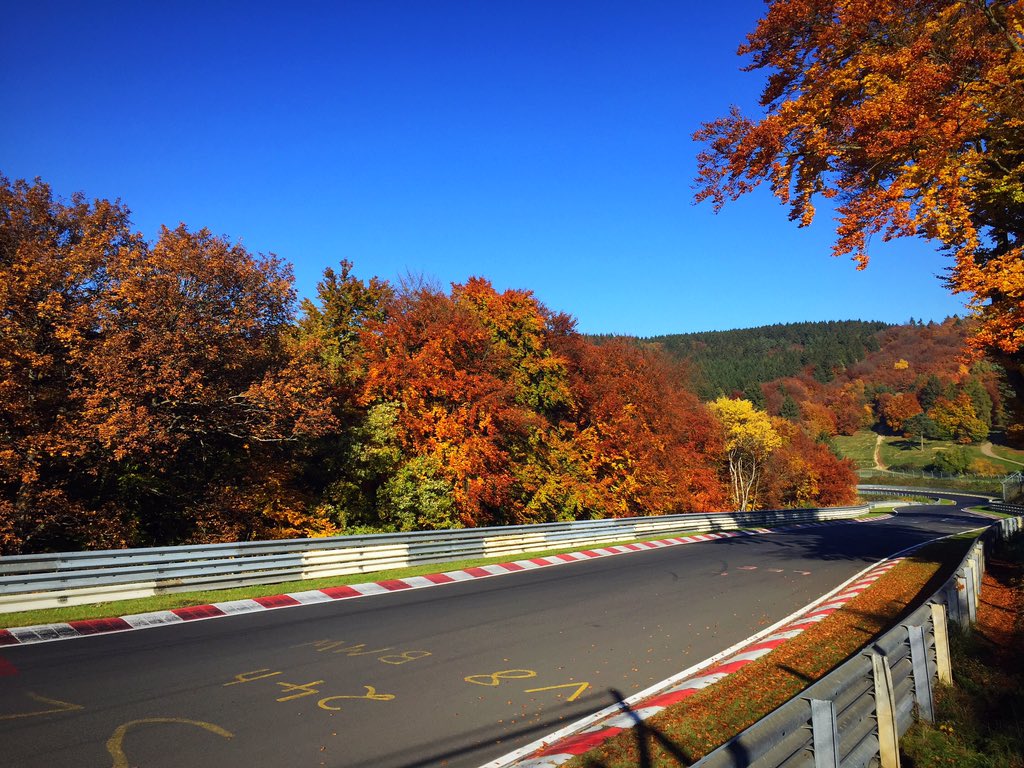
[577,689,694,768]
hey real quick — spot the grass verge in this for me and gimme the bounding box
[900,534,1024,768]
[566,533,982,767]
[0,530,738,629]
[969,506,1015,519]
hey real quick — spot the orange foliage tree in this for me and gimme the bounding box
[876,392,924,434]
[558,337,727,517]
[359,280,729,529]
[360,280,528,528]
[0,177,340,552]
[694,1,1024,364]
[761,421,859,509]
[1,176,141,551]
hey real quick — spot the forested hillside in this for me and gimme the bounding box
[642,321,888,401]
[640,318,1021,463]
[0,176,857,555]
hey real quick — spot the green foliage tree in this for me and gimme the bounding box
[930,447,972,476]
[917,375,947,412]
[780,395,800,421]
[902,414,943,450]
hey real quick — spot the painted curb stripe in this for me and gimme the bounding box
[319,585,362,599]
[172,605,226,621]
[121,611,183,629]
[0,513,892,647]
[0,630,20,646]
[252,595,301,609]
[376,579,415,592]
[68,617,133,634]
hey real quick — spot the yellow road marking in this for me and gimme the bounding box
[106,718,233,768]
[524,682,591,702]
[318,685,395,711]
[0,692,84,721]
[464,669,537,686]
[223,669,282,686]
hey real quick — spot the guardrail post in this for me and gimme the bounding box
[944,583,961,629]
[930,602,953,685]
[808,698,840,768]
[955,569,972,629]
[870,651,902,768]
[904,624,935,723]
[963,561,978,624]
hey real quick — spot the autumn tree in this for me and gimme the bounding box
[929,393,990,443]
[0,176,341,552]
[708,397,782,510]
[877,392,924,433]
[800,399,839,438]
[360,280,525,528]
[694,1,1024,365]
[558,337,727,518]
[0,176,142,551]
[826,384,872,436]
[760,421,858,508]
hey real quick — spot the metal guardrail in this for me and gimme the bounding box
[857,484,995,500]
[692,515,1023,768]
[0,504,871,614]
[991,501,1024,517]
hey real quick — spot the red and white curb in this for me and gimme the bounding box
[0,514,893,648]
[481,555,906,768]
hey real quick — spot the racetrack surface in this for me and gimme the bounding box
[0,495,989,767]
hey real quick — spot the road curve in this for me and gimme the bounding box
[0,495,991,768]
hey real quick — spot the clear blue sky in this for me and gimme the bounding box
[1,1,967,336]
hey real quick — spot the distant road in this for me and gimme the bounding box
[0,495,989,768]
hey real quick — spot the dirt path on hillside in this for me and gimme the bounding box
[981,441,1024,467]
[873,433,888,471]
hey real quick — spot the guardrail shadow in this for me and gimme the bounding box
[576,689,696,768]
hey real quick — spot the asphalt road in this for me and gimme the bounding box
[0,495,990,768]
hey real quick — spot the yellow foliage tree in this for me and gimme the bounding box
[708,397,783,511]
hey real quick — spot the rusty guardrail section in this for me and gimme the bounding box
[692,515,1022,768]
[0,504,873,614]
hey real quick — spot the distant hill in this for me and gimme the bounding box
[605,317,1013,447]
[636,320,890,401]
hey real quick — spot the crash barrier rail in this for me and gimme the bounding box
[0,504,873,614]
[692,515,1023,768]
[857,484,994,499]
[991,502,1024,517]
